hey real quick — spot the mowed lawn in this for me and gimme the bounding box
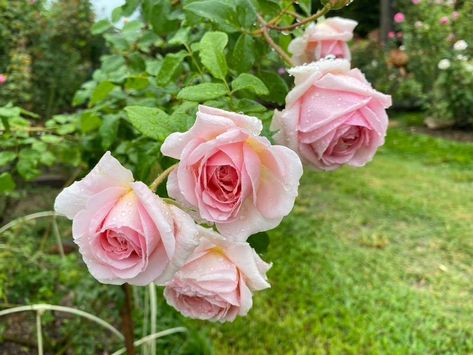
[196,120,473,354]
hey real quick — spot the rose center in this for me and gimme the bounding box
[100,229,141,260]
[207,164,240,203]
[334,127,361,152]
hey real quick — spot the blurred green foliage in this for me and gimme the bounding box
[0,0,101,117]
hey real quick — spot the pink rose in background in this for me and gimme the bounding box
[394,12,405,24]
[271,59,392,171]
[388,31,396,40]
[0,74,7,85]
[412,0,421,4]
[288,17,358,65]
[54,152,199,285]
[451,11,460,21]
[439,16,449,25]
[161,105,303,241]
[164,227,271,322]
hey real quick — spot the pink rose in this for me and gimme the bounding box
[164,227,271,322]
[161,105,302,241]
[394,12,405,24]
[271,59,392,171]
[288,17,358,65]
[54,152,199,285]
[0,74,7,85]
[388,31,396,40]
[439,16,449,25]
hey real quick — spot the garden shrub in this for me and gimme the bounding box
[0,0,100,117]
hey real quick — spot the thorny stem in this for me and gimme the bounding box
[257,14,295,67]
[149,164,178,192]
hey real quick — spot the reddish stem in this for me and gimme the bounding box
[121,284,136,355]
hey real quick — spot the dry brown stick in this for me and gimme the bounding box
[257,14,295,67]
[121,284,136,355]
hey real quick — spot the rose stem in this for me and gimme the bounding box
[256,14,296,67]
[265,4,332,32]
[149,164,178,192]
[121,283,136,355]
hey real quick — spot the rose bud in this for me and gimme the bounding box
[164,227,271,322]
[288,17,358,65]
[161,105,303,241]
[271,59,392,171]
[54,152,199,285]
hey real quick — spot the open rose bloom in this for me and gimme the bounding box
[288,17,358,65]
[161,105,303,241]
[272,59,392,171]
[54,152,199,285]
[164,227,271,322]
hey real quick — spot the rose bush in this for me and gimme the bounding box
[164,227,271,322]
[161,105,303,240]
[272,59,392,171]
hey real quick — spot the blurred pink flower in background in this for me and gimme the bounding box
[451,11,460,21]
[388,31,396,40]
[439,16,450,25]
[0,74,7,85]
[394,12,405,24]
[397,32,404,40]
[412,0,421,4]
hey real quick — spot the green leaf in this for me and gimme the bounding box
[0,172,15,194]
[254,0,281,16]
[111,7,122,23]
[184,0,239,33]
[0,152,16,167]
[199,32,228,81]
[156,51,187,86]
[247,232,270,254]
[17,149,40,181]
[91,19,113,35]
[145,0,180,35]
[299,0,311,15]
[122,20,143,33]
[125,106,169,141]
[231,73,269,96]
[125,76,149,91]
[235,98,267,113]
[100,115,120,149]
[169,28,190,46]
[231,34,256,73]
[79,112,102,133]
[259,71,289,105]
[177,83,228,101]
[145,60,162,76]
[90,81,116,106]
[236,0,257,28]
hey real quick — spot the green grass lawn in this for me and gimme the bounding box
[192,123,473,354]
[2,116,472,354]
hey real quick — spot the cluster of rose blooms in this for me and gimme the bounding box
[55,17,391,322]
